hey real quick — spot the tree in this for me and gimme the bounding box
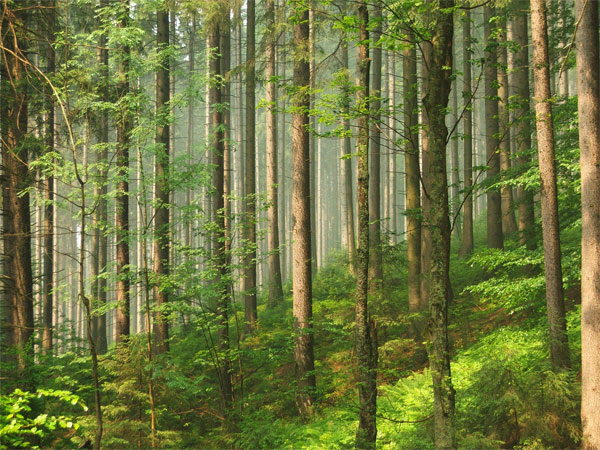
[507,0,536,249]
[460,10,474,257]
[0,0,34,373]
[484,5,503,250]
[153,2,170,354]
[355,3,377,448]
[368,4,383,295]
[115,0,132,343]
[530,0,570,371]
[244,0,258,332]
[575,0,600,445]
[403,30,423,312]
[266,0,284,306]
[291,0,316,416]
[421,0,456,446]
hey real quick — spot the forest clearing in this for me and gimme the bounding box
[1,0,599,448]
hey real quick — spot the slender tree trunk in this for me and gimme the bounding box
[450,75,461,238]
[355,4,377,448]
[497,26,518,235]
[0,1,34,374]
[404,32,422,312]
[291,1,316,415]
[420,40,432,306]
[422,2,456,447]
[576,0,600,446]
[208,19,234,410]
[42,0,56,356]
[266,0,284,306]
[309,7,317,273]
[368,5,383,295]
[115,0,132,343]
[484,5,503,249]
[530,0,571,371]
[507,2,536,249]
[460,12,474,257]
[243,0,258,331]
[341,40,356,265]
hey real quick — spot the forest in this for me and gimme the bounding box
[1,0,599,448]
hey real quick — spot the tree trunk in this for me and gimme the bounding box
[340,39,356,265]
[507,2,536,249]
[497,26,518,235]
[244,0,258,332]
[403,31,422,312]
[355,4,377,449]
[484,5,503,250]
[460,11,474,257]
[575,0,600,445]
[422,2,456,447]
[309,7,317,273]
[291,3,316,416]
[152,5,170,354]
[368,5,383,295]
[530,0,571,371]
[0,1,34,374]
[42,0,56,356]
[266,0,284,306]
[115,0,132,343]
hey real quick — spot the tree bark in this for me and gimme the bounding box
[266,0,284,306]
[403,32,422,312]
[368,5,383,295]
[484,5,503,250]
[422,1,456,447]
[244,0,258,332]
[460,10,474,257]
[507,2,536,249]
[575,0,600,446]
[0,1,34,373]
[115,0,132,343]
[355,4,377,449]
[530,0,571,371]
[291,1,316,416]
[152,3,170,354]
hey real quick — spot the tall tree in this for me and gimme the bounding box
[266,0,284,306]
[208,15,234,410]
[530,0,570,371]
[576,0,600,445]
[291,0,316,416]
[421,0,456,446]
[484,5,503,249]
[368,4,383,295]
[403,31,423,312]
[243,0,258,331]
[42,0,56,355]
[355,3,377,448]
[507,1,536,249]
[114,0,132,343]
[0,0,34,373]
[460,11,474,257]
[153,3,170,354]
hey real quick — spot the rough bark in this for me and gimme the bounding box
[460,10,474,257]
[291,1,316,416]
[576,0,600,446]
[368,5,383,295]
[484,5,504,250]
[309,7,317,272]
[403,32,422,312]
[115,0,132,343]
[507,2,536,249]
[244,0,258,331]
[422,1,456,447]
[266,0,284,306]
[354,4,377,449]
[153,4,170,354]
[530,0,571,371]
[0,1,34,373]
